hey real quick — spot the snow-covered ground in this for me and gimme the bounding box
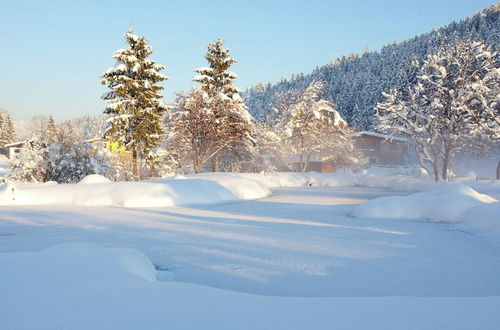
[0,154,8,180]
[1,171,500,329]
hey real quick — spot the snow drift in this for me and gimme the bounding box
[0,243,157,293]
[1,169,499,208]
[353,184,499,233]
[0,174,271,207]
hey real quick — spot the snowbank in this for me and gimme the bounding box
[79,174,112,184]
[0,174,271,207]
[0,154,8,180]
[0,243,157,292]
[1,169,498,209]
[353,184,500,233]
[460,203,500,233]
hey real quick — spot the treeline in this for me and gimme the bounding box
[243,3,500,129]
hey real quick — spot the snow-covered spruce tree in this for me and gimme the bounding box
[376,40,500,181]
[101,28,168,180]
[193,38,253,172]
[279,81,356,172]
[0,112,6,147]
[44,115,59,145]
[0,111,17,147]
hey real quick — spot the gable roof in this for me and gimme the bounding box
[352,131,411,143]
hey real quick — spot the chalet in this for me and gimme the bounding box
[352,131,417,166]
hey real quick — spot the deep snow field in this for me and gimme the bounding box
[1,169,500,329]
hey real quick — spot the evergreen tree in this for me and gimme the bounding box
[0,112,5,147]
[0,111,17,147]
[193,38,253,171]
[101,27,168,179]
[44,115,59,145]
[5,114,16,145]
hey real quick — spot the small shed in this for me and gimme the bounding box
[3,141,28,160]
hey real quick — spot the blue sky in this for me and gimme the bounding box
[0,0,497,121]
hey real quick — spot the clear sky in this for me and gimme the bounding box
[0,0,497,121]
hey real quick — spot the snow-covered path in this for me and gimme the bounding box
[1,186,499,297]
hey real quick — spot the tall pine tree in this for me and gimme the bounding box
[193,38,253,172]
[0,111,17,147]
[44,115,59,145]
[101,27,168,179]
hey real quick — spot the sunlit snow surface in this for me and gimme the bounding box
[1,172,500,329]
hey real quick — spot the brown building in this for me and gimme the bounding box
[286,153,338,172]
[286,131,417,173]
[352,131,416,166]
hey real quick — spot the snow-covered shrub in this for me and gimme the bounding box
[6,141,47,183]
[45,142,113,183]
[7,140,113,184]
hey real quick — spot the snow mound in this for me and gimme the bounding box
[0,243,157,293]
[0,183,16,203]
[79,174,112,184]
[460,203,500,233]
[0,155,9,179]
[353,183,498,224]
[0,175,271,207]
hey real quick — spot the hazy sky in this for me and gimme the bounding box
[0,0,496,121]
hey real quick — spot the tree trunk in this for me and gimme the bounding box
[193,158,201,174]
[212,153,219,172]
[441,145,452,181]
[132,147,138,181]
[432,161,439,182]
[441,156,449,181]
[496,160,500,180]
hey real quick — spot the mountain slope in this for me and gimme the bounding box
[243,3,500,130]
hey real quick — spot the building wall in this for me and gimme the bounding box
[8,147,23,160]
[353,135,412,166]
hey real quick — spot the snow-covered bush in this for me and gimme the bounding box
[6,141,47,183]
[7,140,113,184]
[45,142,113,183]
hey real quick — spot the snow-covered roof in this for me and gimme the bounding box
[4,140,28,148]
[352,131,411,143]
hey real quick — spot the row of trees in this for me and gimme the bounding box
[100,30,256,177]
[243,3,499,130]
[100,29,359,177]
[10,26,498,183]
[7,29,358,183]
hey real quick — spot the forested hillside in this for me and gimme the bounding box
[243,3,500,129]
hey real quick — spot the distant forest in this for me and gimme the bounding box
[243,3,500,130]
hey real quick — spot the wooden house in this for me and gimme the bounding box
[352,131,416,166]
